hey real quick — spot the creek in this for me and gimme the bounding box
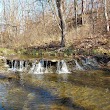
[0,56,110,110]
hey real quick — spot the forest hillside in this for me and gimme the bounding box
[0,0,110,55]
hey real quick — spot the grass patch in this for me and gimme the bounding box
[0,48,16,56]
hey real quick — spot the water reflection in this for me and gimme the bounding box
[0,72,110,110]
[61,74,68,81]
[0,74,77,110]
[57,73,68,82]
[34,74,44,80]
[0,81,9,110]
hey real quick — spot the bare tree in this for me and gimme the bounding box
[103,0,109,32]
[96,1,99,18]
[81,0,86,25]
[91,0,95,33]
[74,0,78,29]
[56,0,67,47]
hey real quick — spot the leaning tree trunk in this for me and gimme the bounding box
[56,0,66,47]
[103,0,109,32]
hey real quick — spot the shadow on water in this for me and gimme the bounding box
[65,70,110,90]
[19,77,85,110]
[0,73,85,110]
[0,104,4,110]
[2,68,110,109]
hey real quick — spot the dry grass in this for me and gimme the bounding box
[14,23,92,48]
[0,13,109,51]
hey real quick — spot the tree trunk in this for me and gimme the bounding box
[81,0,86,25]
[103,0,109,32]
[74,0,77,29]
[56,0,66,47]
[96,1,99,18]
[91,0,95,33]
[40,0,45,27]
[0,34,3,47]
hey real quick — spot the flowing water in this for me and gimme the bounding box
[57,60,70,74]
[74,60,83,70]
[6,59,70,74]
[0,57,110,110]
[0,74,81,110]
[0,72,110,110]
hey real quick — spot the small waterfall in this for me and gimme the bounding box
[8,60,17,71]
[23,61,28,71]
[29,60,49,74]
[33,60,44,74]
[13,60,17,71]
[57,60,70,74]
[74,60,83,70]
[19,61,24,72]
[45,60,49,73]
[81,57,99,69]
[8,60,25,72]
[57,61,60,73]
[30,60,37,73]
[7,60,14,71]
[11,60,14,70]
